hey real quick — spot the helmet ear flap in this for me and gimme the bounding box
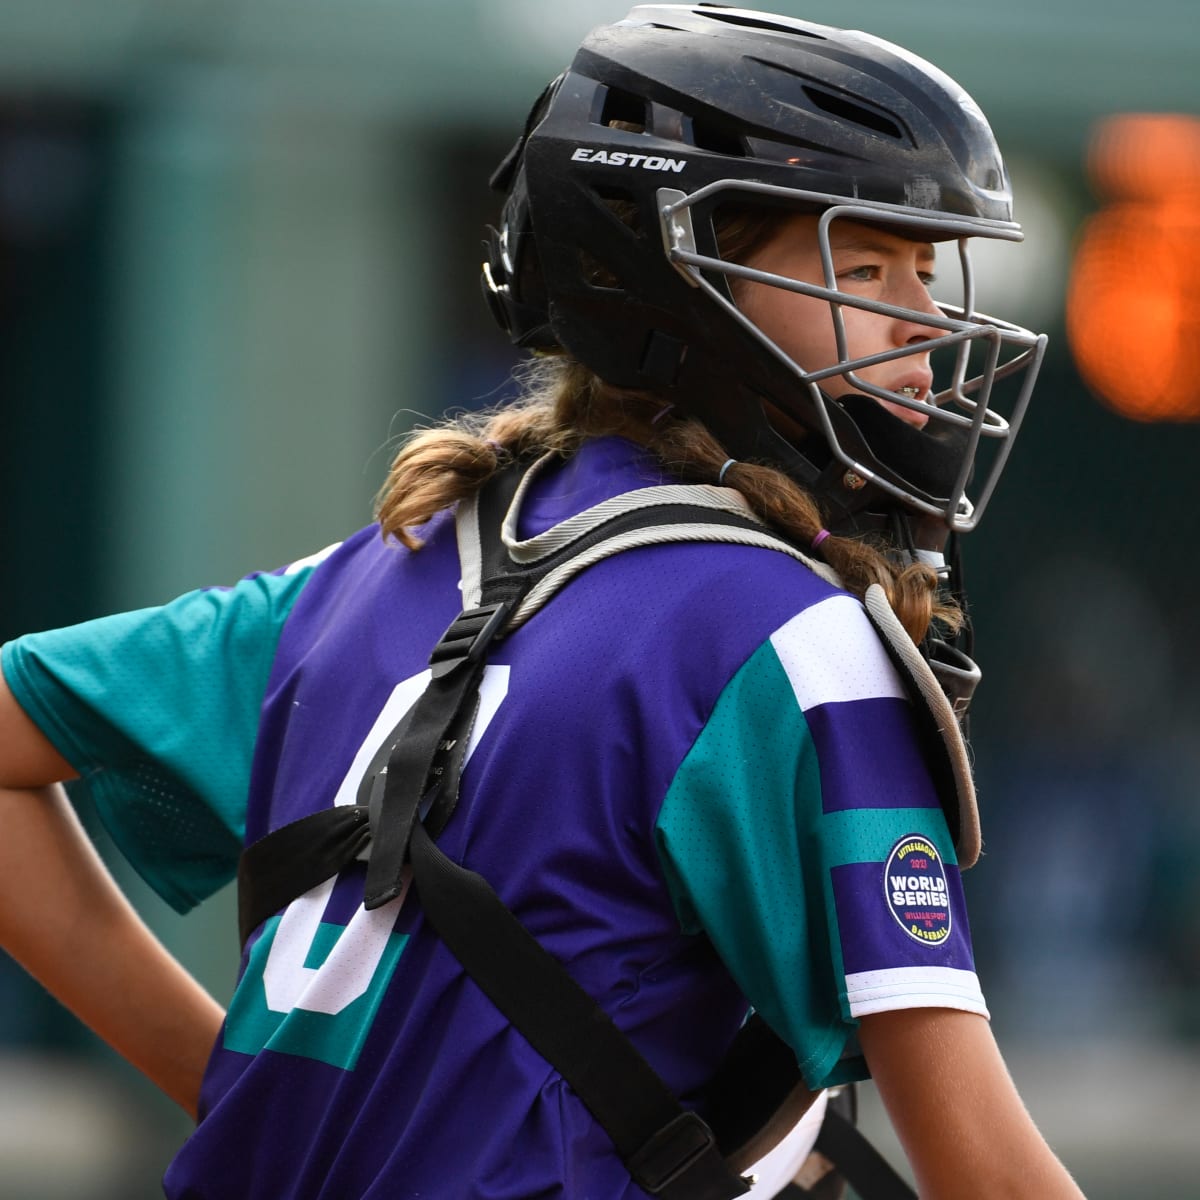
[481,76,565,351]
[480,226,516,336]
[480,195,559,351]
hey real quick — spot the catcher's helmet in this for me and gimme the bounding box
[483,4,1046,540]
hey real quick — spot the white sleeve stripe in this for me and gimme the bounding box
[845,967,989,1019]
[848,965,980,990]
[769,595,907,710]
[850,992,990,1019]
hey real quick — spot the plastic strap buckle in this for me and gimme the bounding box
[627,1112,723,1196]
[428,601,512,678]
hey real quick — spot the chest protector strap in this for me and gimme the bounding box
[862,585,980,868]
[235,454,967,1200]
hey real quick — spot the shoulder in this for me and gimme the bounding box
[274,515,459,636]
[598,534,865,677]
[765,591,907,712]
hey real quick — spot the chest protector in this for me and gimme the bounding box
[237,455,979,1200]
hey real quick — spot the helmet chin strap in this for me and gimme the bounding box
[807,394,967,557]
[831,395,968,515]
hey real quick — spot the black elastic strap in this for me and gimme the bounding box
[407,819,749,1200]
[703,1012,804,1157]
[363,590,518,912]
[363,657,484,910]
[237,805,370,947]
[813,1107,916,1200]
[235,676,484,945]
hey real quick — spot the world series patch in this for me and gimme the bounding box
[884,835,952,946]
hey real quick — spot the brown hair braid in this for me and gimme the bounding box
[374,356,958,643]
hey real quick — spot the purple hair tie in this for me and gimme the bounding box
[651,404,675,425]
[811,528,831,550]
[718,458,737,484]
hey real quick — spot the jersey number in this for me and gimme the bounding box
[222,666,510,1069]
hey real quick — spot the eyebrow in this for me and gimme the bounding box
[830,235,937,263]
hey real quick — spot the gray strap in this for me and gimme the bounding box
[863,584,980,868]
[511,522,836,632]
[454,452,841,613]
[455,478,486,609]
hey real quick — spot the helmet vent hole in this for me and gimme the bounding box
[689,118,748,157]
[598,86,648,133]
[579,246,625,291]
[802,86,904,139]
[700,10,826,39]
[596,185,642,234]
[581,186,641,289]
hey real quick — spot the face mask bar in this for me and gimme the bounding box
[658,181,1048,532]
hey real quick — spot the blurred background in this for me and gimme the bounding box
[0,0,1197,1196]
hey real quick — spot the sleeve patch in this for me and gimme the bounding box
[885,835,952,946]
[831,856,975,979]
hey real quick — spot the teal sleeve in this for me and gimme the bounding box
[1,565,318,912]
[653,637,855,1089]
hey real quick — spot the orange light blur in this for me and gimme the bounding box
[1067,114,1200,421]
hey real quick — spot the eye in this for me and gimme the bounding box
[919,271,938,287]
[840,264,880,282]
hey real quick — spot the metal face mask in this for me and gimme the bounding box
[658,179,1048,535]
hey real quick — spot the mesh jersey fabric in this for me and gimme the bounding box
[1,436,985,1200]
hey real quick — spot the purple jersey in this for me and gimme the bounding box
[1,437,984,1199]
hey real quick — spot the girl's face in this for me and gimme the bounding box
[734,215,943,428]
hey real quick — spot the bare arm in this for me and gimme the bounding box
[0,674,225,1119]
[858,1007,1086,1199]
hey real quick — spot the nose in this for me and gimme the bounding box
[893,277,942,347]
